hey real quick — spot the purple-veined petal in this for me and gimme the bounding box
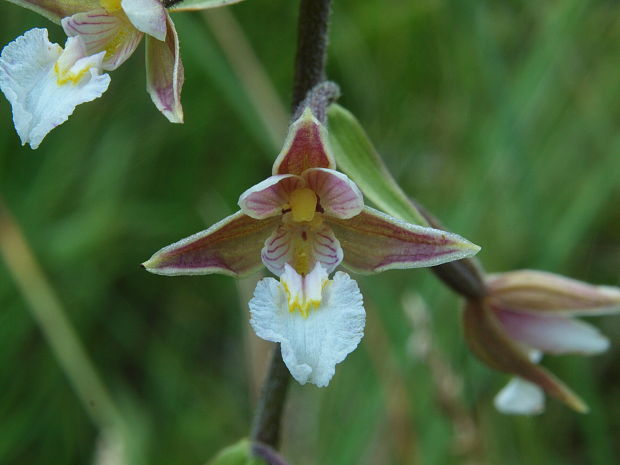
[325,206,480,274]
[272,108,336,176]
[142,211,280,277]
[238,174,304,219]
[145,13,184,123]
[121,0,166,41]
[494,307,609,355]
[62,10,143,71]
[303,168,364,219]
[487,270,620,316]
[261,219,343,276]
[6,0,99,23]
[463,300,587,413]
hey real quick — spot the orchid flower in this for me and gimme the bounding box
[6,0,186,122]
[0,29,110,149]
[143,107,481,386]
[464,270,620,414]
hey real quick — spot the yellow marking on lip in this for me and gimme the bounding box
[54,62,90,85]
[282,277,329,318]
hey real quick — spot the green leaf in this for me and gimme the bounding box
[171,0,244,12]
[327,104,428,226]
[207,439,265,465]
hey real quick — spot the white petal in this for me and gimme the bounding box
[121,0,166,41]
[249,271,365,387]
[0,29,110,149]
[494,377,545,415]
[495,308,610,355]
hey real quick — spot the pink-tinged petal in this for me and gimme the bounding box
[238,174,304,219]
[272,108,336,176]
[261,220,343,276]
[62,10,143,71]
[494,308,609,355]
[463,300,587,413]
[142,211,280,277]
[487,270,620,316]
[324,206,480,274]
[6,0,99,23]
[121,0,166,41]
[303,168,364,219]
[145,13,184,123]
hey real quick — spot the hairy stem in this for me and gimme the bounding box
[250,0,333,450]
[291,0,333,110]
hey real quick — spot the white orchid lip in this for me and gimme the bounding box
[249,263,366,387]
[494,377,545,416]
[0,28,110,149]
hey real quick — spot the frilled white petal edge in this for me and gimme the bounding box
[249,271,365,387]
[494,377,545,415]
[0,29,110,149]
[121,0,166,41]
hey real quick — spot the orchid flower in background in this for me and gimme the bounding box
[1,0,244,148]
[143,108,481,386]
[0,29,110,149]
[464,270,620,414]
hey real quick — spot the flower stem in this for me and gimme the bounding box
[250,0,333,450]
[291,0,333,110]
[250,346,291,448]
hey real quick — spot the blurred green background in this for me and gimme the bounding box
[0,0,619,463]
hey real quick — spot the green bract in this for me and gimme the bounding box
[327,104,428,226]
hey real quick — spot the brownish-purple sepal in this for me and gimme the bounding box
[272,108,336,176]
[486,270,620,316]
[463,299,588,413]
[324,206,480,274]
[146,12,184,123]
[142,211,279,277]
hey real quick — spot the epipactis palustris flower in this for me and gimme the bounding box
[5,0,188,123]
[0,29,110,149]
[464,270,620,414]
[143,108,481,386]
